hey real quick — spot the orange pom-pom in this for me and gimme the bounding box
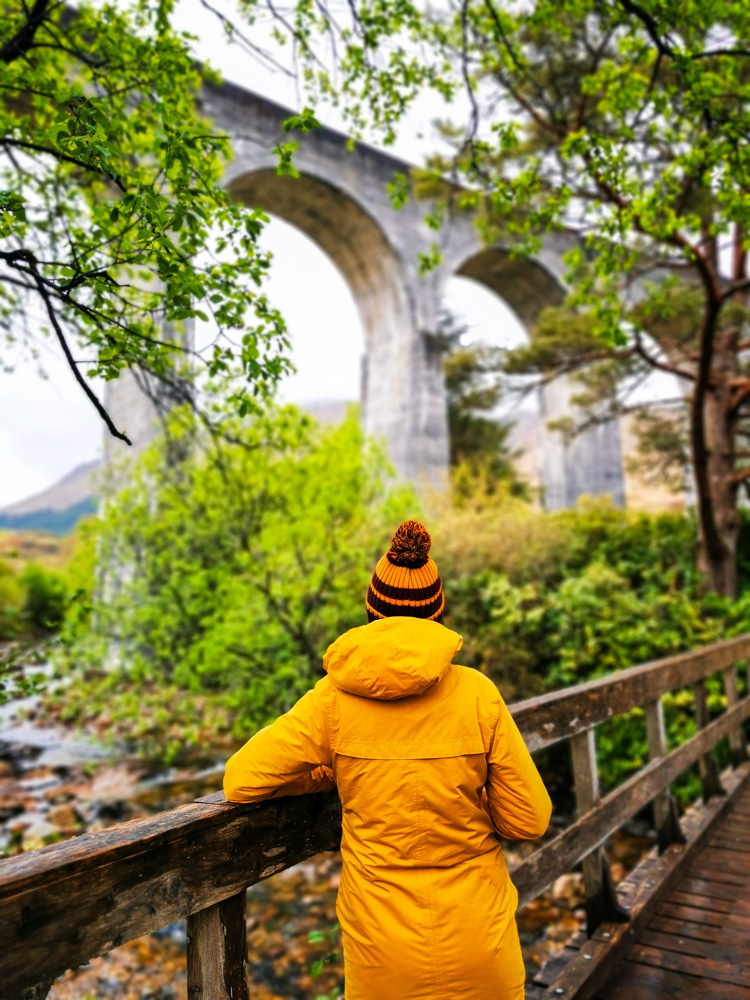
[388,520,431,567]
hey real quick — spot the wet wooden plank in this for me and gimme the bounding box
[697,846,750,871]
[625,942,750,988]
[677,878,750,907]
[0,790,342,997]
[535,762,750,1000]
[649,914,722,942]
[512,637,750,752]
[709,835,750,852]
[595,767,750,997]
[638,928,749,964]
[596,960,749,1000]
[649,914,749,946]
[658,900,750,930]
[686,864,750,887]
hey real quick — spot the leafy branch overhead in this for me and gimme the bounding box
[0,0,301,441]
[240,0,749,595]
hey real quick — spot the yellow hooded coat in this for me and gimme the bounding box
[224,617,552,1000]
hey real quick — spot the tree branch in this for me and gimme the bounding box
[4,248,133,445]
[0,0,52,64]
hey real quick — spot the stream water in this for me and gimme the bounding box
[0,680,656,1000]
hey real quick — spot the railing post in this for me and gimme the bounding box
[187,890,250,1000]
[722,662,748,766]
[644,698,686,853]
[693,678,726,802]
[569,728,629,934]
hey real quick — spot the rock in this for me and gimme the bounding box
[48,802,81,829]
[0,796,25,821]
[43,781,84,803]
[0,760,14,778]
[22,818,58,847]
[551,872,584,903]
[17,770,59,794]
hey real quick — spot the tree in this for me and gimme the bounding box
[248,0,750,595]
[436,310,526,496]
[500,302,696,492]
[0,0,305,441]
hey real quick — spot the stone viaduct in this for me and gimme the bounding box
[105,77,625,508]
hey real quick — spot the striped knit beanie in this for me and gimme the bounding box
[366,520,444,623]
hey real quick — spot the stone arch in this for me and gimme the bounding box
[454,246,565,328]
[446,243,625,509]
[227,167,448,485]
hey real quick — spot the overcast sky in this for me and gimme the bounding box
[0,0,528,509]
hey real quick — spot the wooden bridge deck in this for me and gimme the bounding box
[599,778,750,1000]
[530,766,750,1000]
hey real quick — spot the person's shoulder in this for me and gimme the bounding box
[311,674,337,710]
[451,663,502,701]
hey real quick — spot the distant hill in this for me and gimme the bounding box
[0,459,100,535]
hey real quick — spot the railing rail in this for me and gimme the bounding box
[1,635,749,999]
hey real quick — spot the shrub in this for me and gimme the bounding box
[0,559,24,640]
[20,564,69,633]
[56,404,419,756]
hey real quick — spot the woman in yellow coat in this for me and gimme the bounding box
[224,521,552,1000]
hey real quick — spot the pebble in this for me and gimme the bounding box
[22,818,58,846]
[48,803,81,829]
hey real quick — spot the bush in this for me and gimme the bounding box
[20,564,69,633]
[435,490,750,795]
[56,404,419,758]
[0,559,24,640]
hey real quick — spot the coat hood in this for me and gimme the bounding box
[323,617,463,701]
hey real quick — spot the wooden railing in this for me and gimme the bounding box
[1,636,749,1000]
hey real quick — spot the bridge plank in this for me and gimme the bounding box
[512,637,750,752]
[597,769,750,999]
[709,835,750,851]
[659,901,750,930]
[649,915,748,946]
[532,762,750,1000]
[695,845,750,868]
[649,914,723,942]
[677,877,750,907]
[0,791,341,997]
[625,942,750,988]
[638,928,749,964]
[686,864,750,887]
[596,961,749,1000]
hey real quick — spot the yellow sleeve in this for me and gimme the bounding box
[485,694,552,840]
[223,684,334,804]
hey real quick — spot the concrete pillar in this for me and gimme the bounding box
[540,374,625,509]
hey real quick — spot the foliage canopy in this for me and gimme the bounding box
[0,0,298,441]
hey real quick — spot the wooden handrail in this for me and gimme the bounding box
[512,692,750,907]
[1,636,748,998]
[0,791,341,996]
[510,634,750,752]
